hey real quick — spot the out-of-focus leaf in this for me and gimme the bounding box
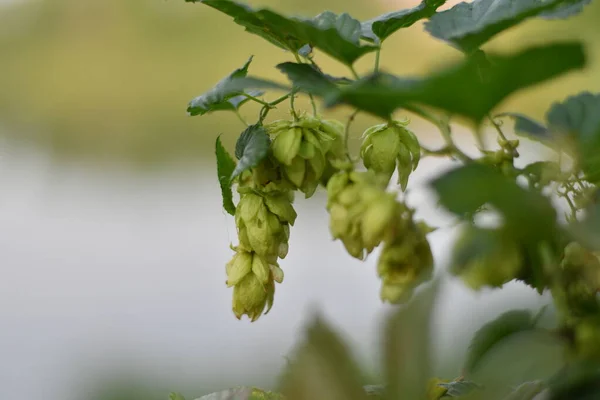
[323,43,585,123]
[227,90,264,110]
[465,310,536,374]
[503,381,546,400]
[546,92,600,182]
[231,125,270,180]
[384,281,439,400]
[438,380,481,397]
[424,0,592,53]
[215,136,237,215]
[496,113,551,142]
[170,393,187,400]
[187,0,377,65]
[187,56,256,116]
[278,315,368,400]
[431,163,557,240]
[361,0,446,43]
[547,361,600,400]
[541,0,593,18]
[362,385,385,398]
[194,387,284,400]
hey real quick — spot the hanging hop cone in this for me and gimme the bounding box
[360,119,421,190]
[377,214,434,304]
[226,250,285,322]
[326,170,400,260]
[265,113,347,198]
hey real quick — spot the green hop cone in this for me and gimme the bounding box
[451,226,523,290]
[377,220,434,304]
[236,191,295,259]
[326,170,399,260]
[360,120,421,189]
[266,113,345,198]
[232,270,275,322]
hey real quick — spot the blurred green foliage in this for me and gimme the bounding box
[1,0,600,165]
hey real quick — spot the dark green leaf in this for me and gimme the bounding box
[548,361,600,400]
[215,136,237,216]
[324,43,585,122]
[231,125,270,180]
[361,0,446,43]
[384,281,438,400]
[187,56,256,116]
[169,393,186,400]
[547,92,600,182]
[496,112,551,142]
[424,0,591,53]
[465,310,536,374]
[542,0,593,18]
[438,380,481,397]
[278,315,368,400]
[276,63,338,97]
[431,163,556,239]
[503,381,546,400]
[189,0,377,65]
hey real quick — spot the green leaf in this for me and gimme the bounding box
[546,92,600,182]
[187,56,257,116]
[384,281,438,400]
[496,112,551,142]
[547,361,600,400]
[278,314,368,400]
[215,136,237,216]
[169,393,186,400]
[424,0,592,53]
[276,63,339,97]
[189,0,377,65]
[323,43,585,123]
[503,381,546,400]
[431,163,556,239]
[362,384,385,398]
[465,310,536,374]
[361,0,446,43]
[231,124,270,180]
[438,380,481,397]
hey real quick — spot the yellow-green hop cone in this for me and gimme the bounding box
[226,251,253,287]
[251,253,272,285]
[235,192,293,259]
[232,273,274,322]
[451,227,522,290]
[360,120,421,189]
[360,193,399,250]
[377,226,434,304]
[266,114,344,198]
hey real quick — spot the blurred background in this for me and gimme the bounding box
[1,0,600,399]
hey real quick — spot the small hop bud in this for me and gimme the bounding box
[360,120,421,189]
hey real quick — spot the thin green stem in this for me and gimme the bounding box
[269,94,291,107]
[349,65,360,80]
[293,53,318,116]
[488,114,509,142]
[345,110,359,161]
[234,109,248,126]
[406,105,471,163]
[290,91,299,120]
[374,47,381,73]
[242,93,270,107]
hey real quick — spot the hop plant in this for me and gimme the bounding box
[266,113,346,198]
[377,216,434,304]
[326,169,399,260]
[360,120,421,190]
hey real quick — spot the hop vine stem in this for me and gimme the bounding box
[293,53,318,116]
